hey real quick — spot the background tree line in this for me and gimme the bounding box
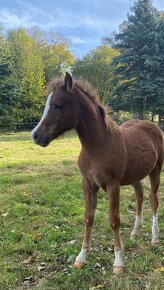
[0,0,164,131]
[0,26,75,130]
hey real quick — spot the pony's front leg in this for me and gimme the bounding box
[107,183,124,274]
[74,178,98,269]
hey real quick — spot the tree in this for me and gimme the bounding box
[7,28,45,125]
[155,14,164,129]
[151,14,164,116]
[43,42,75,82]
[0,30,16,130]
[29,27,75,82]
[110,0,163,119]
[0,26,75,131]
[73,45,119,103]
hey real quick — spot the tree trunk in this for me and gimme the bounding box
[138,110,144,120]
[151,114,154,122]
[133,109,144,120]
[158,115,164,131]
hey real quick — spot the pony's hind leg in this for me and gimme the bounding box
[107,182,124,274]
[130,181,143,240]
[149,164,162,245]
[74,178,98,269]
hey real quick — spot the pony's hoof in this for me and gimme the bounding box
[73,261,86,269]
[130,233,138,241]
[113,266,124,274]
[151,238,159,246]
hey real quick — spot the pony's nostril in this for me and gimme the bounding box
[33,132,38,141]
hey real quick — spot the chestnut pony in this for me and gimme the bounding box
[32,73,163,274]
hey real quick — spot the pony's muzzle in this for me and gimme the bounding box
[32,128,51,147]
[33,132,41,144]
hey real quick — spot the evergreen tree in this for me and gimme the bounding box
[151,14,164,116]
[111,0,163,119]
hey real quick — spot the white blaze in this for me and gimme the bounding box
[31,92,53,138]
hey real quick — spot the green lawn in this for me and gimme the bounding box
[0,131,163,290]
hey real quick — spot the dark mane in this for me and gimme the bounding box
[47,77,119,133]
[75,81,119,133]
[75,79,100,105]
[47,77,99,103]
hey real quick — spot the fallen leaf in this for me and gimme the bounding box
[67,239,77,245]
[37,265,46,272]
[154,267,164,273]
[23,275,36,286]
[22,255,36,265]
[23,192,29,197]
[96,285,105,289]
[100,235,107,240]
[24,276,34,282]
[56,256,66,263]
[1,212,9,217]
[95,262,101,268]
[89,284,105,290]
[34,233,42,243]
[63,268,70,275]
[108,247,113,252]
[54,225,60,229]
[67,255,75,263]
[102,270,107,276]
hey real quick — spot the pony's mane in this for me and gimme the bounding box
[75,79,100,105]
[47,77,119,133]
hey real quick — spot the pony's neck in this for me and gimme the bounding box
[76,100,109,152]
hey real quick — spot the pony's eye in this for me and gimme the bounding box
[54,104,64,110]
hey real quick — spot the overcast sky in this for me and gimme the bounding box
[0,0,163,57]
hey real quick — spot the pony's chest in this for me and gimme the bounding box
[79,159,113,189]
[86,168,106,188]
[78,149,124,188]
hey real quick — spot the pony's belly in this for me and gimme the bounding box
[120,160,156,185]
[120,137,158,185]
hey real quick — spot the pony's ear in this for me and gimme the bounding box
[65,72,73,92]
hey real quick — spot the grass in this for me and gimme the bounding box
[0,131,164,290]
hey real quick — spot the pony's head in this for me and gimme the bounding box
[31,73,79,147]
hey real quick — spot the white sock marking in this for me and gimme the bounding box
[131,214,143,237]
[31,92,53,138]
[152,214,159,244]
[75,249,87,263]
[114,250,123,267]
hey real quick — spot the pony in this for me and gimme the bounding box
[32,72,163,274]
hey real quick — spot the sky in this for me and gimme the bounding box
[0,0,163,58]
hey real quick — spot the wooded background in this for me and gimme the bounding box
[0,0,164,131]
